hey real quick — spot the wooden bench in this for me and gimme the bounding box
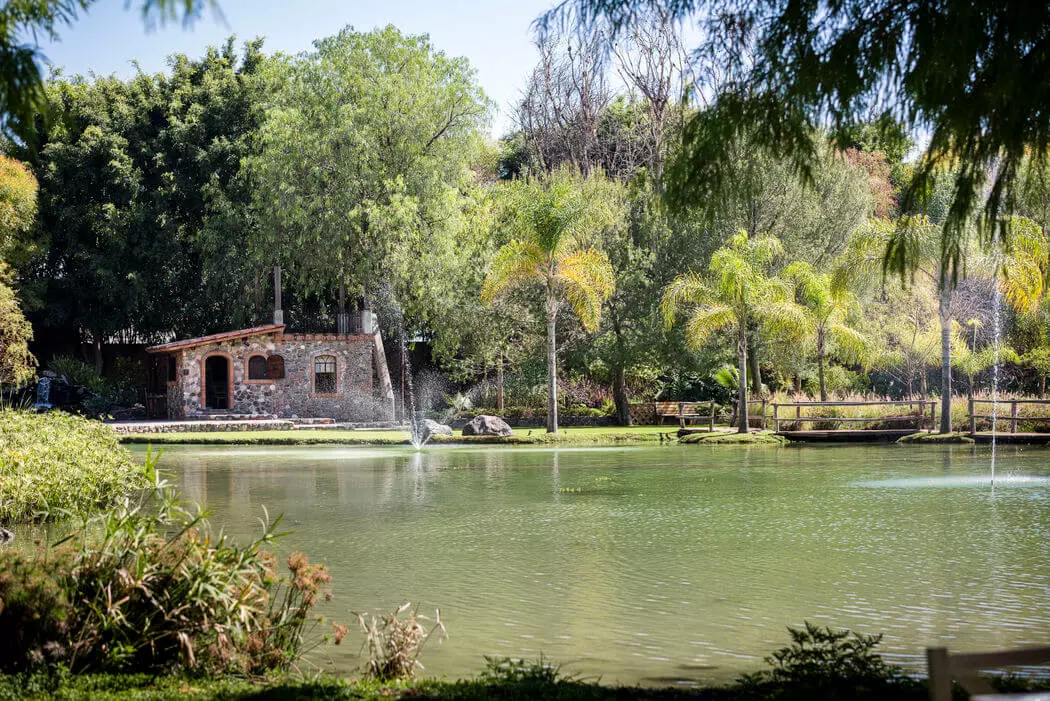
[656,401,717,429]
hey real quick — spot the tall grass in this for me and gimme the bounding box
[0,456,334,675]
[0,409,147,522]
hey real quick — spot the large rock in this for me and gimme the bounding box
[420,419,453,439]
[462,414,513,437]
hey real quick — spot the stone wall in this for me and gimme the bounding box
[173,331,384,421]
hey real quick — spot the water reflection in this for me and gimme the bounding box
[142,443,1050,686]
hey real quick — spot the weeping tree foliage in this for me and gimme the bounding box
[836,216,1049,431]
[542,0,1050,280]
[782,261,869,401]
[249,25,491,322]
[482,168,621,433]
[661,232,806,433]
[0,0,215,140]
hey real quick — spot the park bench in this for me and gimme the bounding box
[656,401,718,429]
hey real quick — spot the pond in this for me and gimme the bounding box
[139,442,1050,686]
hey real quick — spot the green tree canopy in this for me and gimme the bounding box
[249,25,491,320]
[544,0,1050,278]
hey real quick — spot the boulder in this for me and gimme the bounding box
[462,414,513,437]
[420,419,453,439]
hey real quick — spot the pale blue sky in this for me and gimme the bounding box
[36,0,561,138]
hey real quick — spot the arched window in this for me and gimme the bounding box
[314,355,337,393]
[248,355,268,380]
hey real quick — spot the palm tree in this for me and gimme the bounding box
[783,261,870,401]
[481,170,618,434]
[661,232,807,433]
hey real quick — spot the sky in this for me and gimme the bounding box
[35,0,561,138]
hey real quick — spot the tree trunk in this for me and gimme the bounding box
[939,298,952,434]
[546,299,559,434]
[1041,374,1046,400]
[817,329,827,402]
[748,338,762,395]
[737,329,750,434]
[496,351,505,411]
[93,335,103,376]
[613,366,629,426]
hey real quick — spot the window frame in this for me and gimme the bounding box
[246,354,270,382]
[312,354,340,397]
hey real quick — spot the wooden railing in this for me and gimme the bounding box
[770,400,937,433]
[967,398,1050,434]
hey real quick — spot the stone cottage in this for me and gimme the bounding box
[145,311,395,422]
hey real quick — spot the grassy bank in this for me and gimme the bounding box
[0,409,147,522]
[118,425,676,446]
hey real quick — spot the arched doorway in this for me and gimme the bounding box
[204,355,231,410]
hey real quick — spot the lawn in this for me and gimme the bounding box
[118,425,680,446]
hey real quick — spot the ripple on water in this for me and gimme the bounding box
[855,475,1050,489]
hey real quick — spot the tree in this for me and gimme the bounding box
[482,168,619,433]
[545,0,1050,277]
[661,232,806,433]
[0,154,37,263]
[783,261,869,401]
[836,216,1048,431]
[0,0,214,141]
[0,265,34,385]
[249,25,490,326]
[13,40,266,368]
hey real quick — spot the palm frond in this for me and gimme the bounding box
[555,247,615,332]
[682,304,737,349]
[660,272,710,328]
[481,239,546,303]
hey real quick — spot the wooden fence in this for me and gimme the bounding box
[967,398,1050,434]
[770,400,937,433]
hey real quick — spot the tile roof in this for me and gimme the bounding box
[146,324,285,353]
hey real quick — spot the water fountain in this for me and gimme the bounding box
[32,376,53,411]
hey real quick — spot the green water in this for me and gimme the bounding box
[141,443,1050,686]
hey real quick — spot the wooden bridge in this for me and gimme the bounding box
[770,400,937,441]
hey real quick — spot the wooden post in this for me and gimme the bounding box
[678,401,685,430]
[927,647,952,701]
[773,403,780,433]
[709,400,715,433]
[761,399,768,430]
[968,397,976,435]
[929,401,936,433]
[1011,401,1018,434]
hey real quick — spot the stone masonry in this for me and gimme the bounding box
[149,325,394,422]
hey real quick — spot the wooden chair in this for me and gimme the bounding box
[927,645,1050,701]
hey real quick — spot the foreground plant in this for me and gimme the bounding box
[0,453,332,675]
[356,603,446,681]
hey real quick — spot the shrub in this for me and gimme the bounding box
[0,463,333,675]
[356,603,445,681]
[0,409,147,522]
[47,355,107,394]
[734,622,923,700]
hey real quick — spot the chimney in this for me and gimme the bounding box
[273,265,283,325]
